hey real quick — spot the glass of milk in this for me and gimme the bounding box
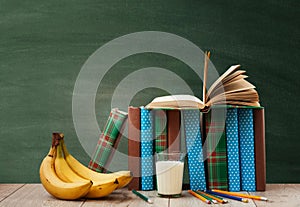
[155,152,185,197]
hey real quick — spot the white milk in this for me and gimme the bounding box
[156,161,184,195]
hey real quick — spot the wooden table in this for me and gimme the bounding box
[0,184,299,207]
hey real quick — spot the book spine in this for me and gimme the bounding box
[238,108,256,191]
[167,110,181,153]
[206,109,228,190]
[103,118,127,173]
[254,108,266,191]
[128,107,141,190]
[225,108,241,191]
[88,108,128,172]
[183,109,206,191]
[154,110,168,153]
[140,107,154,190]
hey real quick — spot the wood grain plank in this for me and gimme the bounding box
[170,191,256,207]
[170,191,205,207]
[128,191,169,207]
[0,184,84,207]
[250,184,300,207]
[83,190,169,207]
[1,184,300,207]
[82,189,135,207]
[219,192,256,207]
[0,184,25,202]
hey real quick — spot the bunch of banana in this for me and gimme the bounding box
[39,133,132,200]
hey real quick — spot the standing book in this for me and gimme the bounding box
[128,106,141,190]
[254,108,266,191]
[205,108,228,190]
[140,107,154,190]
[225,108,241,191]
[154,110,168,153]
[88,108,128,172]
[239,108,256,191]
[167,110,181,153]
[182,109,207,191]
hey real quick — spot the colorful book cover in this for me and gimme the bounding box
[254,108,266,191]
[127,106,141,190]
[205,108,228,190]
[167,110,181,153]
[225,108,241,191]
[88,108,128,172]
[182,109,206,191]
[154,110,168,153]
[140,107,154,190]
[238,108,256,191]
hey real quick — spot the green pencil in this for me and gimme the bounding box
[132,190,153,204]
[194,190,218,204]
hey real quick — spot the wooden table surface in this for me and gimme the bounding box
[0,184,299,207]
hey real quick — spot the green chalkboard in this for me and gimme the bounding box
[0,0,299,183]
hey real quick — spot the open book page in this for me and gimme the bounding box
[206,70,246,99]
[145,94,205,109]
[205,64,259,107]
[206,89,259,106]
[209,78,256,99]
[205,64,241,102]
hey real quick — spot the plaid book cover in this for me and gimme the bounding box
[205,109,228,190]
[88,108,128,172]
[140,107,154,190]
[154,110,167,153]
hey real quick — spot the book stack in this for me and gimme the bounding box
[88,53,266,192]
[127,105,265,191]
[127,56,266,191]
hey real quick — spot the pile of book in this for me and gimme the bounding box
[127,62,265,192]
[88,55,266,192]
[127,105,265,192]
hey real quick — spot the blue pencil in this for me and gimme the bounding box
[205,190,248,203]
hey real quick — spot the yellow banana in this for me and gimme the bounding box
[55,141,119,198]
[39,147,92,200]
[54,142,89,183]
[85,179,119,198]
[61,140,132,188]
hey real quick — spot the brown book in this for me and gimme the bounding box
[167,110,181,153]
[254,108,266,191]
[127,107,141,190]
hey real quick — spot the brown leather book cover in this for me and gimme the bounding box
[254,108,266,191]
[128,107,141,190]
[167,110,181,153]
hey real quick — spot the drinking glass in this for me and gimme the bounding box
[155,152,185,197]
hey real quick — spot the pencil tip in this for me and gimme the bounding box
[242,198,249,203]
[148,199,153,204]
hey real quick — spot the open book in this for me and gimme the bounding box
[146,53,260,110]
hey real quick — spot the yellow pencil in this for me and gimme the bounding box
[212,189,268,201]
[188,190,211,204]
[198,191,228,203]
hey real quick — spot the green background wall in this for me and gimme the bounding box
[0,0,299,183]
